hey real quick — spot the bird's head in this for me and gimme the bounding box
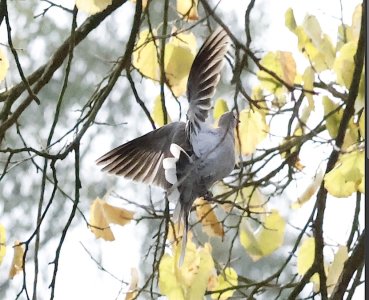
[218,111,239,131]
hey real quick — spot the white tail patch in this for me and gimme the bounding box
[163,143,192,186]
[163,157,178,184]
[163,143,188,205]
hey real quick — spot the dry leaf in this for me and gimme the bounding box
[89,198,134,241]
[195,197,224,238]
[125,268,139,300]
[292,168,324,209]
[9,240,24,279]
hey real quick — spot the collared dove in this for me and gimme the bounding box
[97,27,237,265]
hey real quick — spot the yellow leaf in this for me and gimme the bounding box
[177,0,199,21]
[9,241,24,279]
[302,66,315,110]
[297,237,320,287]
[297,237,315,275]
[291,168,324,209]
[291,15,335,72]
[159,253,186,300]
[323,99,359,150]
[152,95,171,126]
[350,4,362,41]
[195,197,224,238]
[280,125,305,171]
[240,210,286,261]
[0,49,9,82]
[285,8,297,32]
[76,0,112,15]
[302,15,322,48]
[336,25,347,52]
[255,210,285,255]
[210,267,238,300]
[213,183,266,215]
[324,150,364,197]
[342,118,359,151]
[236,108,268,155]
[239,222,263,259]
[125,268,139,300]
[327,246,348,295]
[333,41,357,89]
[89,198,134,241]
[159,234,214,300]
[302,15,335,69]
[333,41,364,106]
[251,86,269,112]
[0,224,6,265]
[258,51,296,91]
[164,37,196,97]
[323,96,342,139]
[299,102,313,127]
[235,186,266,214]
[132,29,159,80]
[295,27,327,72]
[170,31,197,55]
[187,243,214,299]
[213,99,229,121]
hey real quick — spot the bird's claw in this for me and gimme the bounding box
[203,191,213,201]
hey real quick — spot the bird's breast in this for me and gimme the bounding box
[191,129,235,187]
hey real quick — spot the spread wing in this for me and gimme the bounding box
[186,27,230,135]
[96,122,187,189]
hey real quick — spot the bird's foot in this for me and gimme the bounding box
[203,191,213,201]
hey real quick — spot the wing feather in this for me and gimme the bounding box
[96,122,187,189]
[186,27,230,135]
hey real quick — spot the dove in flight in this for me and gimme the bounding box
[97,27,237,265]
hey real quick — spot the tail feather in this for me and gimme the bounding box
[178,208,189,267]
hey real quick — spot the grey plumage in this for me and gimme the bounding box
[96,27,236,265]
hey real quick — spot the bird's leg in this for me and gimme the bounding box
[203,190,213,201]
